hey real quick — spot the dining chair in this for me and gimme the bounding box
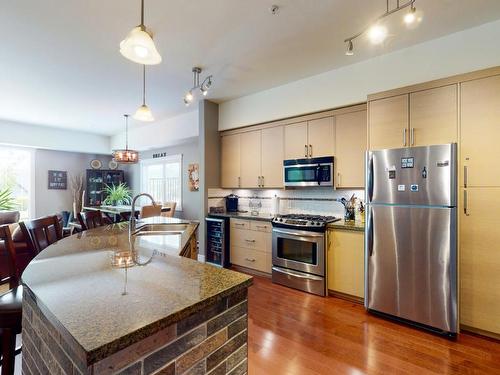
[0,225,22,375]
[161,202,177,218]
[19,215,63,255]
[77,210,111,231]
[140,204,162,219]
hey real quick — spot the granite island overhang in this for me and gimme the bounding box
[21,217,253,374]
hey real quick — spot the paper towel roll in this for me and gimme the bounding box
[271,195,280,216]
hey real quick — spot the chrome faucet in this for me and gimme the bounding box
[129,193,156,236]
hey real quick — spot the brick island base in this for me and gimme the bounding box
[22,289,249,375]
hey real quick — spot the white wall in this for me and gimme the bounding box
[0,119,110,154]
[124,140,201,221]
[34,149,112,217]
[219,19,500,130]
[110,110,199,152]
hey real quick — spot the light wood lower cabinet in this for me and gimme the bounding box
[327,229,364,299]
[230,219,272,274]
[460,187,500,335]
[335,109,367,188]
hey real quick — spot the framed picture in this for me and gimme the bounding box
[188,163,199,191]
[48,170,68,190]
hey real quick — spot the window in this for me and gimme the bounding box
[140,155,182,211]
[0,146,34,219]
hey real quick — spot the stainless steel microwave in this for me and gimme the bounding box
[283,156,334,187]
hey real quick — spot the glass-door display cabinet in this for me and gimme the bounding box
[85,169,125,207]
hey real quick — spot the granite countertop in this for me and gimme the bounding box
[21,217,252,366]
[327,220,365,232]
[208,211,274,222]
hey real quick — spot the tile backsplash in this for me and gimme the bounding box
[208,187,365,217]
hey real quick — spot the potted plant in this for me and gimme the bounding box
[0,188,15,211]
[103,183,132,206]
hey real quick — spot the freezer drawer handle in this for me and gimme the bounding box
[272,266,323,281]
[464,190,470,216]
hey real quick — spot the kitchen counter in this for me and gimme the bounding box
[208,211,274,222]
[327,220,365,232]
[21,217,252,373]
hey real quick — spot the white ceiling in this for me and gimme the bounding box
[1,0,500,136]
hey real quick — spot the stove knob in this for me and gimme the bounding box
[279,218,283,222]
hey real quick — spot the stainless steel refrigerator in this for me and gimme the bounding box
[365,143,458,336]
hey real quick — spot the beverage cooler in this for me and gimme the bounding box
[205,217,230,268]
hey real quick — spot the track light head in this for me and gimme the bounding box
[345,40,354,56]
[368,24,388,45]
[404,4,417,25]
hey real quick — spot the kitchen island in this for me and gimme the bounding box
[21,217,252,374]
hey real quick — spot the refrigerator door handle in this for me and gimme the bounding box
[367,155,374,202]
[367,210,374,257]
[464,166,468,188]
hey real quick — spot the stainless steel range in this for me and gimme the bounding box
[271,214,340,296]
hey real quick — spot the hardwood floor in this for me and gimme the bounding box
[247,276,500,375]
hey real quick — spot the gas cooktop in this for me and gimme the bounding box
[272,214,340,231]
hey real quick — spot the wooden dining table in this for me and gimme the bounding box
[83,205,171,222]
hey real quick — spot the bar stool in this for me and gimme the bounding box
[19,215,63,255]
[0,225,22,375]
[77,210,111,231]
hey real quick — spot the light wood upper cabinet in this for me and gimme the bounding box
[240,130,262,188]
[461,75,500,187]
[410,85,458,146]
[335,110,367,188]
[308,117,335,158]
[261,126,284,188]
[369,94,409,150]
[284,122,308,159]
[327,229,364,299]
[460,187,500,335]
[221,134,240,188]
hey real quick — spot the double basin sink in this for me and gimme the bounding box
[132,223,189,237]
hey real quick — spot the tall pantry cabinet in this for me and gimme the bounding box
[459,74,500,336]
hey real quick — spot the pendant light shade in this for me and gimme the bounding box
[120,0,162,65]
[113,115,139,164]
[134,104,154,122]
[134,65,155,122]
[120,26,162,65]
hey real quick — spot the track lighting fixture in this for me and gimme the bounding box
[344,0,419,56]
[120,0,162,65]
[183,67,213,106]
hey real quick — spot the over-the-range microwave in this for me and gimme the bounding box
[283,156,334,187]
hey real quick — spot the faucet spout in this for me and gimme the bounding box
[129,193,156,237]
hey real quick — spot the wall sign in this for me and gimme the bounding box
[153,152,168,159]
[48,170,68,190]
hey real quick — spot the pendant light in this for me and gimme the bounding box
[120,0,162,65]
[134,65,154,122]
[113,115,139,164]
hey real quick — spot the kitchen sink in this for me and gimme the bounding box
[133,223,189,236]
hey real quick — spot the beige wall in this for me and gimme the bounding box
[34,149,112,218]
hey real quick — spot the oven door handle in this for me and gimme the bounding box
[272,228,324,238]
[272,267,323,281]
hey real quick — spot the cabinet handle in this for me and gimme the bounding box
[245,239,256,243]
[256,225,267,229]
[464,190,470,216]
[257,176,261,187]
[403,128,407,147]
[337,172,341,187]
[410,128,415,146]
[238,176,241,188]
[304,145,308,157]
[464,166,468,188]
[245,258,256,262]
[235,223,245,227]
[309,144,312,157]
